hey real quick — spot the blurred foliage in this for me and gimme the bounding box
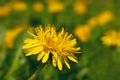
[0,0,120,80]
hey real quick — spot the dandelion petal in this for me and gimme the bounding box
[64,58,70,69]
[32,46,43,54]
[57,57,62,70]
[37,51,45,61]
[42,52,50,63]
[68,56,78,63]
[52,56,57,67]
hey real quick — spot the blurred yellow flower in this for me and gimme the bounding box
[97,11,114,26]
[0,50,4,56]
[23,25,80,70]
[0,4,11,17]
[74,25,91,42]
[101,30,120,47]
[74,1,87,15]
[47,2,64,13]
[12,2,27,11]
[87,17,98,28]
[4,26,25,48]
[33,2,43,12]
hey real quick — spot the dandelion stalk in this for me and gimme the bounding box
[28,62,46,80]
[4,47,22,80]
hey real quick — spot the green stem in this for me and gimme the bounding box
[28,63,46,80]
[3,47,22,80]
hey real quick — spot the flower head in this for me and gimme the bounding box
[101,30,120,47]
[23,25,80,70]
[0,4,11,17]
[4,26,25,48]
[33,2,43,12]
[47,1,64,13]
[97,11,114,26]
[87,17,98,28]
[74,25,91,42]
[74,1,87,15]
[12,2,27,11]
[0,50,5,56]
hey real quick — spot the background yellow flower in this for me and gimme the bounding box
[0,4,11,17]
[47,1,64,13]
[74,25,91,42]
[4,26,25,48]
[87,17,98,28]
[97,11,114,26]
[12,2,27,11]
[33,2,43,12]
[101,30,120,47]
[74,1,87,15]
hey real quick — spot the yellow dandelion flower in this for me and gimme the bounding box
[87,17,98,28]
[23,25,80,70]
[0,4,11,17]
[47,2,64,13]
[101,30,120,47]
[4,26,25,48]
[97,11,114,26]
[33,2,43,12]
[12,2,27,11]
[0,50,5,56]
[74,1,87,15]
[74,25,91,42]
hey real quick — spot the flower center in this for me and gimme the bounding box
[44,37,56,51]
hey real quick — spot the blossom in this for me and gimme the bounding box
[74,25,91,42]
[0,4,11,17]
[33,2,43,12]
[4,26,25,48]
[87,17,98,28]
[0,50,4,56]
[23,25,80,70]
[101,30,120,47]
[12,2,27,11]
[73,1,87,15]
[47,1,64,13]
[97,11,114,26]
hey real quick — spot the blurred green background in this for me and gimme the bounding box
[0,0,120,80]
